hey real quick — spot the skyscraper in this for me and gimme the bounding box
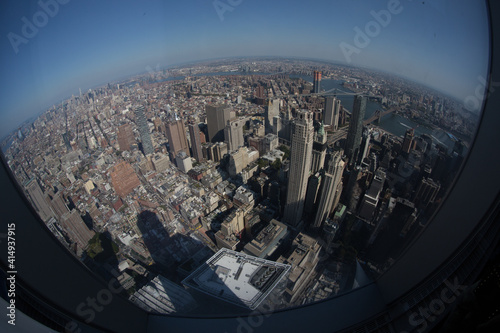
[313,151,345,228]
[358,168,386,221]
[359,128,372,164]
[311,123,327,174]
[50,192,70,221]
[266,99,280,133]
[345,95,366,164]
[313,71,322,94]
[117,123,135,151]
[189,123,204,162]
[134,105,154,155]
[324,97,341,130]
[25,178,53,222]
[60,209,95,251]
[283,110,314,228]
[224,118,245,151]
[175,151,192,173]
[206,104,231,143]
[414,177,441,207]
[402,128,415,153]
[166,119,190,160]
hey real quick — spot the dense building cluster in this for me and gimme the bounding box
[2,58,475,314]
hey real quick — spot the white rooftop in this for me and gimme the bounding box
[182,248,291,309]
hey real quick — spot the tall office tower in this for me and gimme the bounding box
[304,172,322,220]
[272,115,281,135]
[134,105,154,155]
[359,128,372,164]
[50,192,69,221]
[283,110,315,228]
[206,104,231,143]
[25,178,53,222]
[266,99,280,133]
[214,142,228,162]
[166,119,190,160]
[324,97,341,130]
[62,132,72,151]
[313,71,322,94]
[175,151,192,173]
[255,86,265,99]
[313,151,345,229]
[60,209,95,251]
[117,123,135,151]
[402,128,415,154]
[338,106,347,127]
[358,168,386,221]
[224,118,245,151]
[279,107,293,144]
[345,95,366,165]
[110,161,141,197]
[413,177,441,207]
[188,123,204,162]
[311,123,328,174]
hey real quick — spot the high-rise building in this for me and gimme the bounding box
[60,209,95,251]
[272,115,281,135]
[110,161,141,197]
[166,119,189,160]
[188,123,204,162]
[402,128,415,154]
[277,233,321,303]
[414,177,441,207]
[117,123,135,151]
[311,123,327,174]
[152,153,170,173]
[324,97,341,130]
[345,95,366,164]
[304,172,322,219]
[50,192,69,221]
[266,99,280,133]
[175,151,192,173]
[25,178,53,222]
[214,142,228,162]
[313,151,345,228]
[134,105,154,155]
[62,132,72,151]
[255,85,265,99]
[283,110,314,228]
[358,168,386,221]
[359,128,372,164]
[313,71,322,94]
[206,104,231,143]
[224,118,245,151]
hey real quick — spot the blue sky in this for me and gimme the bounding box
[0,0,490,136]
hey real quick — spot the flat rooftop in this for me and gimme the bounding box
[182,248,291,309]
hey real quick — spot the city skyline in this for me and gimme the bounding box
[0,0,490,136]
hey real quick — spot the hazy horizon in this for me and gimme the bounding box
[0,0,490,136]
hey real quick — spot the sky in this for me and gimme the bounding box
[0,0,490,136]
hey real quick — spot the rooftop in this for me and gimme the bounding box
[182,248,291,309]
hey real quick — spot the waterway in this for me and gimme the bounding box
[292,74,456,151]
[148,71,457,151]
